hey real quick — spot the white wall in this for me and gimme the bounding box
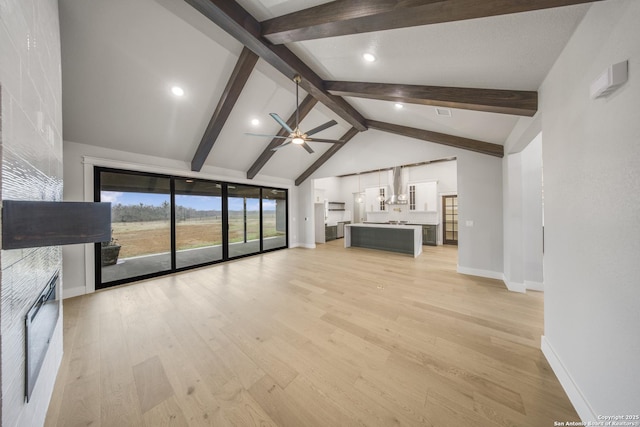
[295,178,316,248]
[536,0,640,419]
[521,135,543,289]
[303,129,503,278]
[0,0,64,425]
[503,151,525,291]
[62,140,297,297]
[502,131,544,293]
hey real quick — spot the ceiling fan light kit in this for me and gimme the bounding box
[246,75,344,153]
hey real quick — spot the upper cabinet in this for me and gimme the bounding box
[408,182,437,212]
[365,186,388,212]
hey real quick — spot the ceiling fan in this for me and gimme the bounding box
[246,75,343,153]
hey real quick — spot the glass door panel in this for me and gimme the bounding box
[175,179,223,269]
[227,185,261,257]
[96,168,289,289]
[262,188,287,250]
[99,171,171,286]
[443,195,458,245]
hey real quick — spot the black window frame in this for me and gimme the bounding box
[94,166,288,289]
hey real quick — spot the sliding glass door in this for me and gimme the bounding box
[262,188,287,250]
[175,179,223,269]
[98,170,172,285]
[96,168,288,289]
[227,185,261,258]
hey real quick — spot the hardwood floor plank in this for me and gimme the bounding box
[142,395,190,427]
[45,243,580,426]
[215,342,265,390]
[354,374,433,426]
[156,346,222,426]
[248,375,318,427]
[221,325,299,389]
[132,355,175,414]
[55,373,101,427]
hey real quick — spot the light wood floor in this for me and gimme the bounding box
[45,242,579,426]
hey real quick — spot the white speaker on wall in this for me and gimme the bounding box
[590,60,629,99]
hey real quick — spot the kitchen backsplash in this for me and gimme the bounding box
[326,209,352,224]
[367,210,439,224]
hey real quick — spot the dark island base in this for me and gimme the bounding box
[350,226,415,255]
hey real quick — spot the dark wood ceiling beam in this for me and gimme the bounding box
[325,81,538,116]
[247,94,318,180]
[262,0,603,44]
[295,127,360,186]
[191,47,258,171]
[367,120,503,158]
[183,0,367,132]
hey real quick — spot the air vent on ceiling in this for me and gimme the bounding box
[435,107,452,117]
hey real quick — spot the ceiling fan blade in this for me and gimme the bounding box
[269,113,294,133]
[245,133,289,139]
[271,141,292,151]
[305,120,337,136]
[301,142,315,154]
[306,137,344,144]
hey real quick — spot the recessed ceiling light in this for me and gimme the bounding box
[363,53,376,62]
[171,86,184,96]
[251,118,260,126]
[395,103,404,109]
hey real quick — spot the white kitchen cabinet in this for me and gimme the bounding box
[408,182,437,212]
[365,186,388,212]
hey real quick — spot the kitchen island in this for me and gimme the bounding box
[345,223,422,257]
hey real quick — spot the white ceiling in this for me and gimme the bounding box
[59,0,592,182]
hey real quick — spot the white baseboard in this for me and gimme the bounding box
[525,280,544,292]
[456,265,504,281]
[290,243,316,249]
[503,277,526,293]
[541,336,596,422]
[63,286,86,299]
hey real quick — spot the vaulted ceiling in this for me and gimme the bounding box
[59,0,596,184]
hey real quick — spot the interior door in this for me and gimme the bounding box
[442,195,458,245]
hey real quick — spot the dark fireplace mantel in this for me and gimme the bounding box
[2,200,111,249]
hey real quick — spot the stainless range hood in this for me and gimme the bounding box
[386,167,408,205]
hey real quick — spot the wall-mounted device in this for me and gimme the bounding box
[590,60,628,99]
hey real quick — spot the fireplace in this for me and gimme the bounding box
[24,271,60,402]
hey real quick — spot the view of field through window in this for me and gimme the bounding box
[102,192,284,259]
[98,169,287,287]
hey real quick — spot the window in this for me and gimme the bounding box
[227,184,261,258]
[175,179,223,269]
[262,188,287,251]
[379,187,386,211]
[409,185,416,211]
[98,170,171,285]
[95,167,288,289]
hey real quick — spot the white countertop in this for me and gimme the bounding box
[346,223,422,230]
[363,222,439,226]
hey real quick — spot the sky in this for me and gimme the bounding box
[101,191,276,211]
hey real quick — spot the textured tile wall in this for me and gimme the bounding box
[0,0,64,425]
